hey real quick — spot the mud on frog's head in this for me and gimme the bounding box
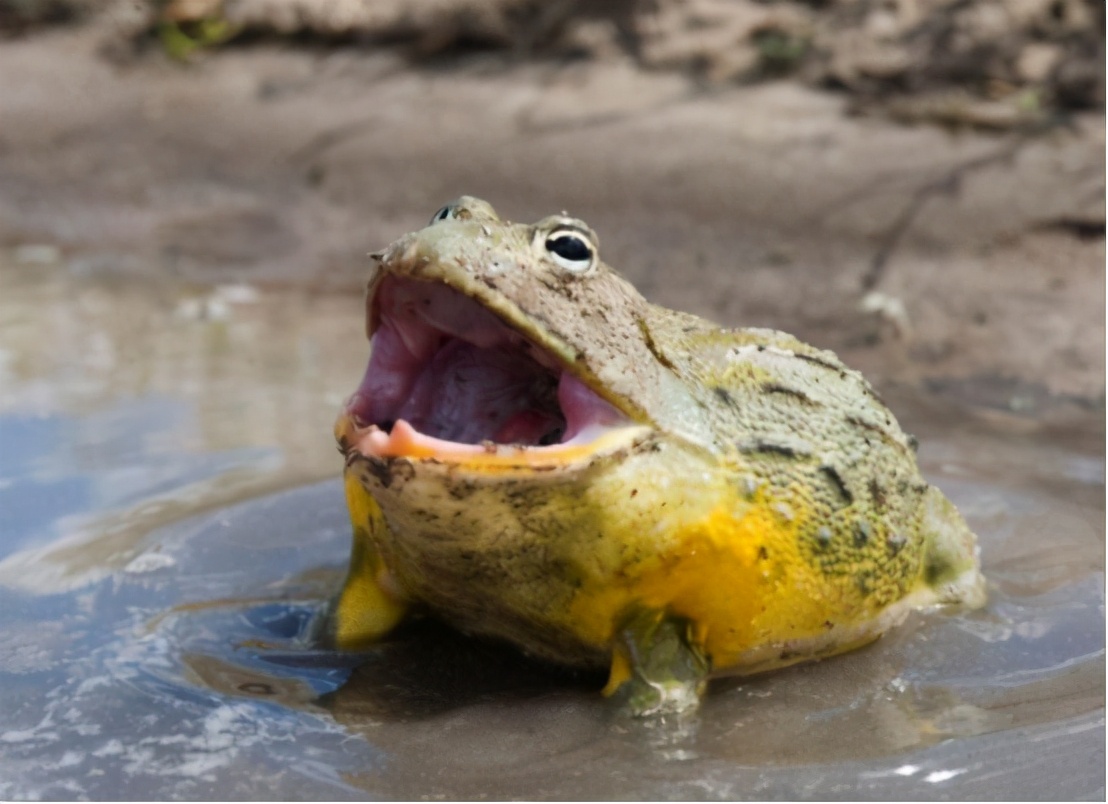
[335,196,706,476]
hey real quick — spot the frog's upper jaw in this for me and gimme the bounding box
[338,273,650,469]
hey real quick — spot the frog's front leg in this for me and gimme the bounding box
[327,473,409,650]
[603,609,710,716]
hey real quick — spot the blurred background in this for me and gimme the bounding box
[0,1,1104,799]
[2,0,1104,401]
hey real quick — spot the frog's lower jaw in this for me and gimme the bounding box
[603,610,710,717]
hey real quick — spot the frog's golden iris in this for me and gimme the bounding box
[331,197,986,715]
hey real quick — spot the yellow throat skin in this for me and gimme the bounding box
[331,197,986,715]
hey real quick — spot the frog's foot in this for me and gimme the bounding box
[603,610,710,717]
[326,474,410,650]
[328,559,408,651]
[921,486,987,609]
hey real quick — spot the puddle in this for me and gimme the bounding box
[0,257,1103,799]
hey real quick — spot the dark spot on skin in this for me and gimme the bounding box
[413,508,441,522]
[533,269,573,296]
[814,526,834,548]
[779,649,799,661]
[630,489,638,498]
[855,572,873,595]
[739,440,805,458]
[847,415,882,436]
[757,546,768,560]
[886,532,906,556]
[364,459,393,488]
[793,351,847,377]
[502,482,536,503]
[820,464,853,506]
[823,620,834,630]
[447,480,478,500]
[924,552,954,586]
[869,477,887,511]
[364,457,414,489]
[853,520,871,547]
[846,414,908,452]
[636,317,680,372]
[761,382,815,405]
[907,434,920,453]
[865,382,886,407]
[713,386,739,408]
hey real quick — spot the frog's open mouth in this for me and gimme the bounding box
[340,276,637,463]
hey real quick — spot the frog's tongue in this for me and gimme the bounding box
[345,277,627,454]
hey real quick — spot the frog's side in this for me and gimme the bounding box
[332,197,985,715]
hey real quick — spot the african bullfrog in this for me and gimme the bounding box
[331,197,986,715]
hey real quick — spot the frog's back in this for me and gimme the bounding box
[639,306,984,670]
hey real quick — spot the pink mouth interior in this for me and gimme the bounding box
[346,276,628,448]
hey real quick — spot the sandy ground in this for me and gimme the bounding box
[0,15,1103,424]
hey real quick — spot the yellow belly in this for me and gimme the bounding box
[565,493,922,674]
[337,442,933,678]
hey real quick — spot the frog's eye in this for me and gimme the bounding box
[428,197,500,226]
[544,230,595,274]
[428,205,457,225]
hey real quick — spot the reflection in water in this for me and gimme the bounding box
[0,256,1103,799]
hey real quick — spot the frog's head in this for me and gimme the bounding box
[335,197,709,476]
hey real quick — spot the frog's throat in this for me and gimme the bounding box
[338,274,647,466]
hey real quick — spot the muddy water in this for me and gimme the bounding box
[0,255,1102,799]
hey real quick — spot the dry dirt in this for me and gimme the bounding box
[0,2,1103,429]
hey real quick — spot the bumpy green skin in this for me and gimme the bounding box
[333,197,986,712]
[644,314,975,608]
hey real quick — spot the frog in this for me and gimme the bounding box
[330,196,986,715]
